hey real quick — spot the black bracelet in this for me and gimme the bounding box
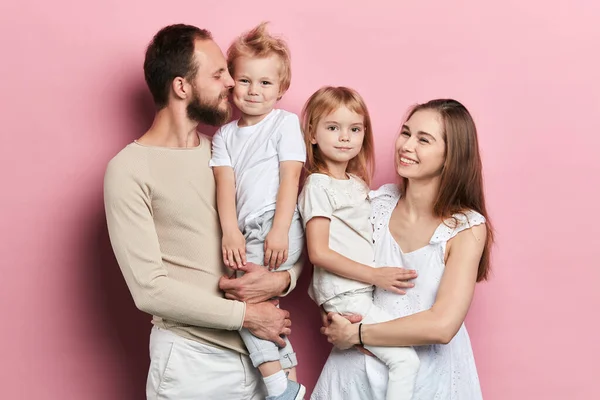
[358,323,364,346]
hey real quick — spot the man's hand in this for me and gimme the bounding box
[264,228,289,270]
[244,299,291,347]
[219,262,290,303]
[222,228,247,269]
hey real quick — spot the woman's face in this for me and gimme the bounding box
[395,109,446,180]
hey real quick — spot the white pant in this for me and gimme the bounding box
[324,289,420,400]
[146,326,266,400]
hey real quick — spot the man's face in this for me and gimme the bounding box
[186,39,235,126]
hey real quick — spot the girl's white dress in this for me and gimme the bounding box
[310,184,485,400]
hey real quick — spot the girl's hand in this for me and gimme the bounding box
[320,313,362,350]
[372,267,418,294]
[264,228,288,270]
[222,229,247,269]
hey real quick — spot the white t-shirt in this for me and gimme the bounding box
[298,173,374,306]
[209,109,306,229]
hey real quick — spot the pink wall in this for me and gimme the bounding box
[2,0,599,398]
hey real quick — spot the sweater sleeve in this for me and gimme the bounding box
[103,156,246,331]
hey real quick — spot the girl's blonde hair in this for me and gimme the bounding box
[301,86,375,186]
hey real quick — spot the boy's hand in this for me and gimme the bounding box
[264,228,288,270]
[222,229,247,269]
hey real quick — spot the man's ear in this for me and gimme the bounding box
[171,77,190,100]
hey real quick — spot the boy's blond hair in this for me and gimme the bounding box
[227,22,292,95]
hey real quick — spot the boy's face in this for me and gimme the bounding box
[231,55,282,120]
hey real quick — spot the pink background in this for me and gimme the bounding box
[1,0,599,398]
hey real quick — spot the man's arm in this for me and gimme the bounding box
[104,160,245,330]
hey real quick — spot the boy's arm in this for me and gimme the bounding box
[264,160,304,269]
[265,113,307,270]
[213,166,246,269]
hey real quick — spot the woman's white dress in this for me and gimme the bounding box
[310,184,486,400]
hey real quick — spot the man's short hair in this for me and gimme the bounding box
[144,24,212,108]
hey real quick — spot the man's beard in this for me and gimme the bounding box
[187,88,231,126]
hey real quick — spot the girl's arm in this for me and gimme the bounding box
[323,223,486,347]
[264,160,304,269]
[213,166,246,269]
[306,217,417,295]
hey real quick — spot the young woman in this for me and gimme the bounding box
[312,99,494,400]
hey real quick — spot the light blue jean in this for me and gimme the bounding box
[238,210,304,369]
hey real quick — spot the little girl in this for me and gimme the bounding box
[298,86,420,400]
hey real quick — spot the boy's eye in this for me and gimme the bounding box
[261,81,271,85]
[239,79,249,83]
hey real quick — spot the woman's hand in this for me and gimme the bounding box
[320,310,374,356]
[320,312,362,350]
[371,267,417,294]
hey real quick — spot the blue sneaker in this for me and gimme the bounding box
[266,380,306,400]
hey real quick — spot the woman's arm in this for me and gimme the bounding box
[307,217,417,294]
[264,160,304,269]
[323,223,487,347]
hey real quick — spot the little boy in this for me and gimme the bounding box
[209,23,306,400]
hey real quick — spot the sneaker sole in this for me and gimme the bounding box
[294,384,306,400]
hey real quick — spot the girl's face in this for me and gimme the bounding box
[395,109,446,181]
[310,106,366,174]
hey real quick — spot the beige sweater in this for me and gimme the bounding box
[103,135,302,353]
